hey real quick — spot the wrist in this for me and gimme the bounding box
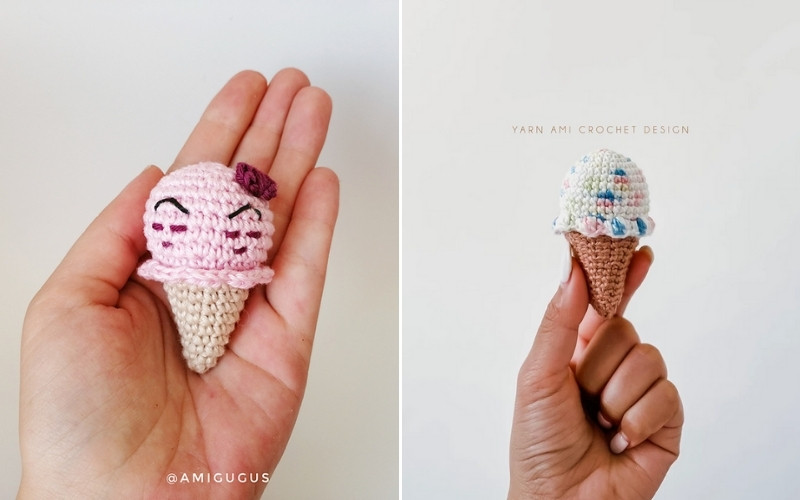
[508,475,584,500]
[508,481,556,500]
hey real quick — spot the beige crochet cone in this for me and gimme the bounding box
[565,232,638,318]
[163,282,249,374]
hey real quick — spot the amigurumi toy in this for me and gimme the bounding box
[138,162,277,373]
[553,149,654,317]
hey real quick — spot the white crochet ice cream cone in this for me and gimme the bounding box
[164,282,249,373]
[553,149,654,317]
[139,162,277,373]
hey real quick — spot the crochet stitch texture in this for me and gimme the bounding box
[553,149,654,238]
[554,149,654,317]
[138,162,277,373]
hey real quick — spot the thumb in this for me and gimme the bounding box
[48,166,163,307]
[526,254,589,378]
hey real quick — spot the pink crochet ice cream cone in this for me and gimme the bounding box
[553,149,654,317]
[138,162,277,373]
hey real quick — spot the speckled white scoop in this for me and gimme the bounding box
[553,149,654,238]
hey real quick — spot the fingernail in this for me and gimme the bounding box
[610,432,629,454]
[597,412,613,429]
[560,240,573,285]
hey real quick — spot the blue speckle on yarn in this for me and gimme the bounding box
[613,168,626,176]
[611,218,626,236]
[596,214,606,222]
[597,190,615,200]
[569,165,576,174]
[582,155,590,163]
[636,218,647,235]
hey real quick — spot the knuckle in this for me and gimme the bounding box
[517,349,551,385]
[515,357,567,402]
[605,316,633,333]
[622,414,647,440]
[599,394,623,421]
[599,316,639,342]
[633,343,664,367]
[540,300,562,331]
[516,358,535,387]
[516,352,542,388]
[620,412,644,439]
[660,379,682,407]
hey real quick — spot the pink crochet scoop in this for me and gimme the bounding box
[138,162,276,289]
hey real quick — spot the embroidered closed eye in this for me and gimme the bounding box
[154,197,189,214]
[228,203,262,220]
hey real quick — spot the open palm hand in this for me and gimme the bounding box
[20,69,338,499]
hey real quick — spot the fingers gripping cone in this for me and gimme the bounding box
[565,233,637,318]
[553,149,654,318]
[164,283,249,373]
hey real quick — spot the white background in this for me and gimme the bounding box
[403,1,800,499]
[0,1,397,498]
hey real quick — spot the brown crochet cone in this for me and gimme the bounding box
[565,232,638,318]
[163,282,249,374]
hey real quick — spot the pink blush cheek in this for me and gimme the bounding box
[143,216,168,259]
[215,222,250,269]
[144,209,195,263]
[248,217,274,258]
[217,220,272,269]
[251,222,276,263]
[247,239,269,264]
